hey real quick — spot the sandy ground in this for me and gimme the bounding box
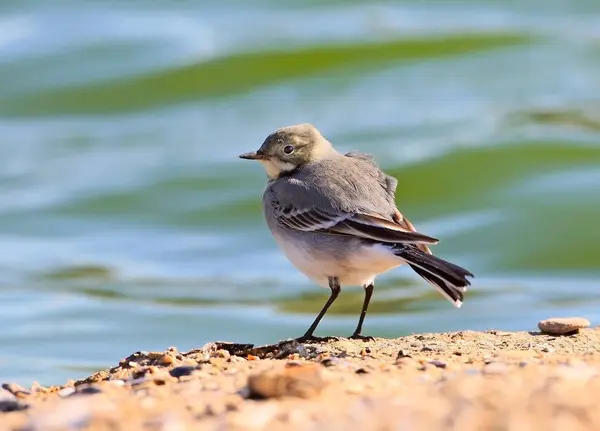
[2,326,600,431]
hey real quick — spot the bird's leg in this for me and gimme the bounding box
[295,277,341,343]
[349,282,375,341]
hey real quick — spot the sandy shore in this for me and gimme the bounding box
[2,326,600,431]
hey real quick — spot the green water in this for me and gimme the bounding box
[0,1,599,385]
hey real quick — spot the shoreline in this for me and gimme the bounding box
[2,326,600,430]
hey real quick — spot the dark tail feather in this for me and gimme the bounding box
[393,245,474,308]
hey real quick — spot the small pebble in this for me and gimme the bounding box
[248,364,329,399]
[421,346,434,352]
[169,366,197,379]
[73,385,103,395]
[538,317,590,335]
[158,354,175,365]
[319,358,340,367]
[1,383,30,399]
[0,400,27,413]
[396,350,412,361]
[0,389,24,413]
[429,360,447,369]
[58,387,76,397]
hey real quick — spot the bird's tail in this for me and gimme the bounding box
[392,244,474,308]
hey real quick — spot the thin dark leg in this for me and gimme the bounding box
[295,277,341,343]
[349,283,374,341]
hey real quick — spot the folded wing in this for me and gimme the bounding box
[275,205,438,245]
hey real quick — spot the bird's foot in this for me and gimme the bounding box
[348,333,374,342]
[295,334,339,344]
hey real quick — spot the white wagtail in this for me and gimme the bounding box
[240,123,473,341]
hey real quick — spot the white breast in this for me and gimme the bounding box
[272,233,404,288]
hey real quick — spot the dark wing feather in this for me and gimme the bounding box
[274,204,438,245]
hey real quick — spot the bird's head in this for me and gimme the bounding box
[239,123,334,179]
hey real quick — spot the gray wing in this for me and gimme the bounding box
[266,158,438,245]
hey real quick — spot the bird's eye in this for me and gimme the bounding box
[283,145,294,155]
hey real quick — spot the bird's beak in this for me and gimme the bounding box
[239,151,267,160]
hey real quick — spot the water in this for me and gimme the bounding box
[0,0,599,385]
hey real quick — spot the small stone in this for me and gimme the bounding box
[0,388,24,412]
[58,387,76,397]
[1,383,30,399]
[170,365,197,378]
[319,358,340,367]
[248,364,329,399]
[421,346,434,352]
[0,399,27,413]
[429,360,447,369]
[247,354,259,361]
[158,354,175,365]
[73,385,102,395]
[396,350,412,361]
[538,317,590,335]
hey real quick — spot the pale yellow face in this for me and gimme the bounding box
[258,158,297,180]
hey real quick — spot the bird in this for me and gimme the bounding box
[239,123,474,342]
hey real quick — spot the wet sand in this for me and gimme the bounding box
[2,326,600,430]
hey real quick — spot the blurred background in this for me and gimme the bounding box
[1,0,599,385]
